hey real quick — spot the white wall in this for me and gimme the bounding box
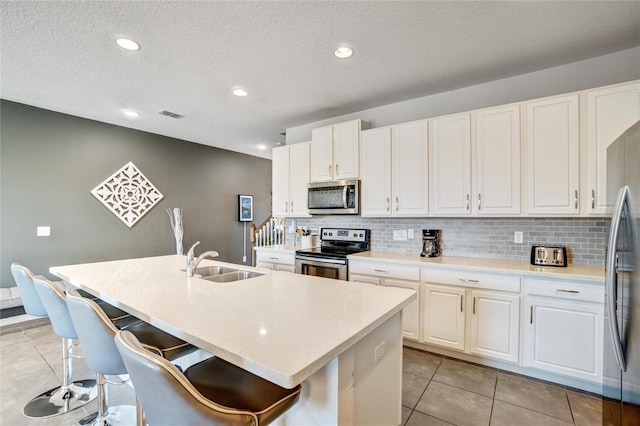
[286,47,640,144]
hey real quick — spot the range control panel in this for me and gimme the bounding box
[321,228,370,243]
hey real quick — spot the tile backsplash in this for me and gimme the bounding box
[286,216,609,266]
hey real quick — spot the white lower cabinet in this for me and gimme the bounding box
[422,270,521,362]
[349,261,420,341]
[254,249,295,272]
[422,284,466,350]
[469,290,520,363]
[524,278,604,383]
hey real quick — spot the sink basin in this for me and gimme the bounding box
[203,270,264,283]
[193,266,238,277]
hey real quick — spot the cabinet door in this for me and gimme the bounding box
[430,114,471,215]
[386,279,420,341]
[392,120,429,216]
[474,105,521,215]
[271,146,290,216]
[525,95,580,215]
[333,120,360,180]
[524,297,603,382]
[422,284,465,351]
[288,142,310,216]
[470,290,520,363]
[586,82,640,215]
[361,128,392,216]
[310,126,334,182]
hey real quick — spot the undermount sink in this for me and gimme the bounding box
[193,266,238,277]
[203,270,264,283]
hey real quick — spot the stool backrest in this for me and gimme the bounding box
[33,276,77,339]
[10,263,46,317]
[114,330,257,426]
[66,289,126,376]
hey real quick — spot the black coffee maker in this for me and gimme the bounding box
[421,229,442,257]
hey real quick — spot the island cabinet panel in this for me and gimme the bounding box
[422,284,466,351]
[586,81,640,215]
[469,290,520,363]
[524,94,580,215]
[524,278,604,383]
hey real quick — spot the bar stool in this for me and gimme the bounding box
[115,330,302,426]
[31,276,98,416]
[11,263,100,418]
[66,288,197,426]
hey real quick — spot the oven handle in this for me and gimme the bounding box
[295,255,347,266]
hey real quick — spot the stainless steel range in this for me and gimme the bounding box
[295,228,371,280]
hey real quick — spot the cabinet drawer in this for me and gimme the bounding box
[423,269,520,293]
[525,278,604,303]
[349,261,420,281]
[255,250,295,265]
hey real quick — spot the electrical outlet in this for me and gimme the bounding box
[374,341,386,363]
[514,231,523,244]
[408,229,415,239]
[242,256,247,263]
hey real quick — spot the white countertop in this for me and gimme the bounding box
[51,255,415,388]
[254,244,298,253]
[348,252,605,283]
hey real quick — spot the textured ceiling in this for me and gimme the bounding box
[1,1,639,159]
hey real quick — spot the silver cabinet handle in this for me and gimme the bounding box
[473,296,476,314]
[291,201,294,212]
[466,194,470,211]
[574,189,578,209]
[335,164,339,175]
[395,197,399,212]
[374,269,390,273]
[553,288,579,294]
[386,197,390,212]
[269,257,279,260]
[459,278,480,284]
[285,201,288,213]
[478,193,481,211]
[592,189,595,209]
[460,295,464,312]
[530,305,533,324]
[329,164,332,175]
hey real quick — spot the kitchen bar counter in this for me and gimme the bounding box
[349,252,605,283]
[51,255,416,425]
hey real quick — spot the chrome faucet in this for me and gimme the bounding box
[186,241,219,277]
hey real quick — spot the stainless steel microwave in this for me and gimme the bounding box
[308,180,359,215]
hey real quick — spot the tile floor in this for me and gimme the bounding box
[1,318,604,425]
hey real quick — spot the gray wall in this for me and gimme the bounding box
[286,47,640,143]
[0,101,272,288]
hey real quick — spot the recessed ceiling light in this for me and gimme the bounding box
[233,88,248,97]
[122,109,140,118]
[257,144,267,151]
[334,46,353,59]
[116,38,140,51]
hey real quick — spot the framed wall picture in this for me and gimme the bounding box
[238,194,253,222]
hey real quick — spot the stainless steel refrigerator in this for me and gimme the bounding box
[603,120,640,425]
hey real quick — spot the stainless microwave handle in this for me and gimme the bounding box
[343,185,348,208]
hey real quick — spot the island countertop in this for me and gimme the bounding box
[50,255,416,388]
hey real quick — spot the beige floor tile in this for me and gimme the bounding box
[432,358,497,397]
[407,409,455,426]
[403,371,430,409]
[416,381,493,426]
[490,400,573,426]
[567,389,603,426]
[403,347,443,379]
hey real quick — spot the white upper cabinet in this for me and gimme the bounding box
[429,113,471,215]
[525,94,580,215]
[586,81,640,215]
[310,119,361,182]
[474,105,521,215]
[271,143,310,217]
[360,121,428,216]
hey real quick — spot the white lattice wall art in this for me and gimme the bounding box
[91,162,164,228]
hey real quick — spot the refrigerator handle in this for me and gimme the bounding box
[605,185,629,372]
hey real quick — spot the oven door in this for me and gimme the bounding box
[295,255,347,280]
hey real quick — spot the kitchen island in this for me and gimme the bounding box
[51,255,416,425]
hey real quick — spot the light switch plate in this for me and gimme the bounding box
[408,229,415,239]
[514,231,523,244]
[37,226,50,237]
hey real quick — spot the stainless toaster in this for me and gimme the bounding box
[530,245,568,267]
